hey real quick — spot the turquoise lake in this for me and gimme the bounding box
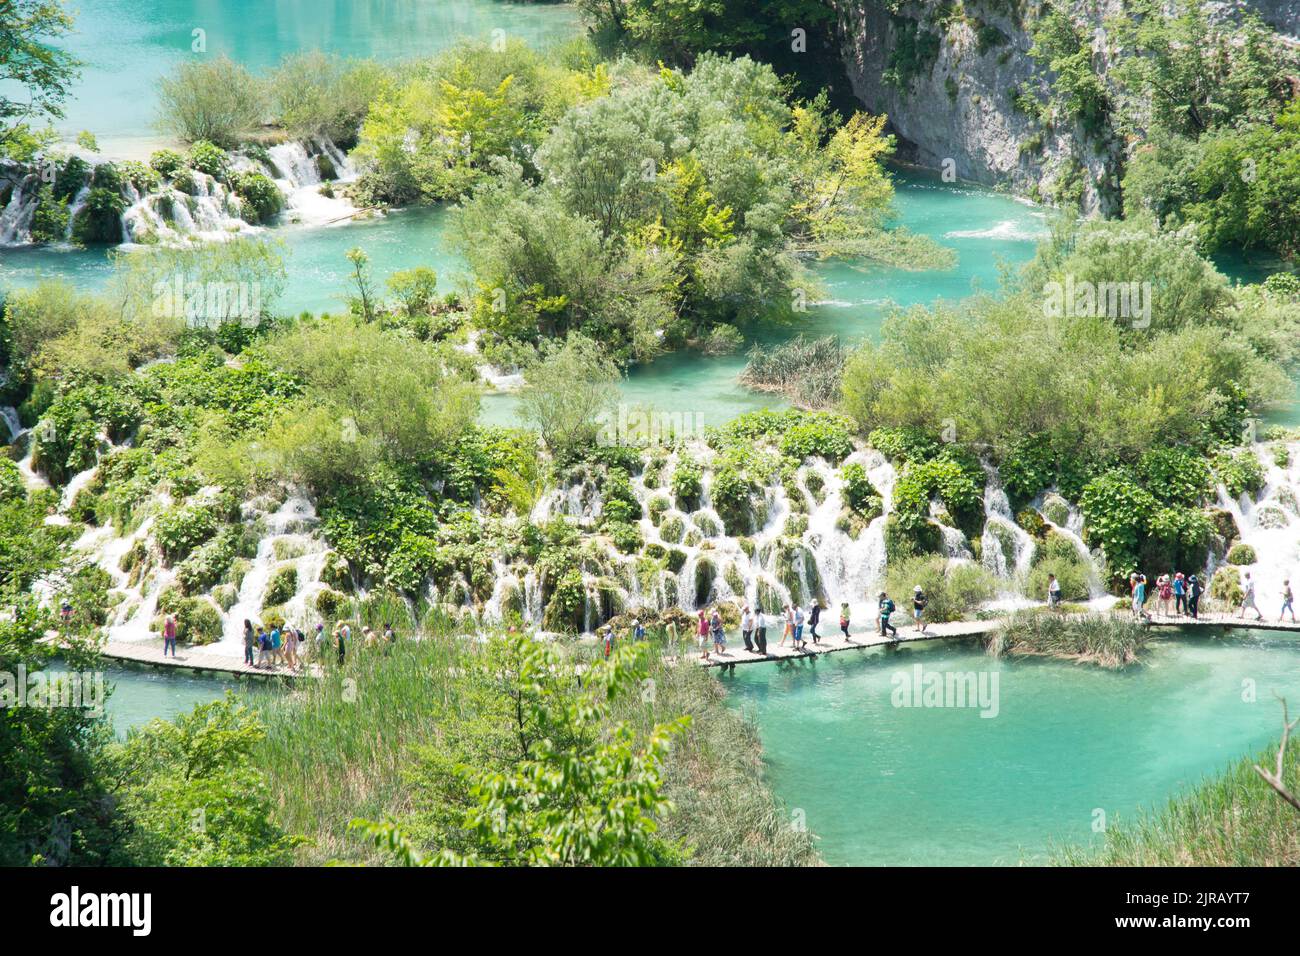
[719,628,1300,865]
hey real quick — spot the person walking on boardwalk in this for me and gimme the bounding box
[710,607,726,655]
[1283,581,1296,622]
[808,601,821,644]
[878,591,898,639]
[270,623,283,666]
[839,602,851,640]
[754,608,770,655]
[778,604,793,647]
[1187,574,1203,619]
[255,625,269,667]
[1130,573,1146,620]
[1173,571,1187,615]
[1047,574,1062,609]
[1157,573,1173,616]
[285,624,300,669]
[793,604,807,650]
[912,586,928,633]
[741,605,756,652]
[1239,571,1263,621]
[162,613,178,657]
[335,620,349,666]
[243,619,256,667]
[697,609,710,660]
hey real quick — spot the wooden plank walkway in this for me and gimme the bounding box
[92,610,1300,676]
[100,639,314,679]
[692,610,1300,667]
[692,619,1000,667]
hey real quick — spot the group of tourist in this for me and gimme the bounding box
[679,587,933,660]
[1124,568,1296,622]
[239,618,397,670]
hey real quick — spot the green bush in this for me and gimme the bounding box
[263,563,299,608]
[188,141,230,179]
[671,460,703,510]
[710,466,755,534]
[779,413,854,463]
[1226,543,1257,565]
[231,171,283,223]
[867,426,939,464]
[840,461,882,518]
[314,587,350,620]
[884,554,996,623]
[1213,452,1265,500]
[150,149,189,178]
[153,502,221,565]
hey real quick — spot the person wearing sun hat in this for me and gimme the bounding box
[912,585,928,633]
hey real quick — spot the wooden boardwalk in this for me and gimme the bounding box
[693,610,1300,668]
[91,609,1300,676]
[100,639,313,679]
[693,619,1000,667]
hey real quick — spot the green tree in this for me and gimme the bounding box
[0,0,80,153]
[519,333,621,462]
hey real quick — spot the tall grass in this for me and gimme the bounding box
[739,335,845,409]
[985,612,1150,668]
[613,657,821,866]
[1055,732,1300,865]
[251,632,820,866]
[251,636,469,864]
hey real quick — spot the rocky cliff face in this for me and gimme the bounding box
[831,0,1297,214]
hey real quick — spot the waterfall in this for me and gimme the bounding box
[0,173,39,245]
[266,137,360,227]
[1212,441,1300,614]
[1030,491,1105,598]
[980,462,1036,584]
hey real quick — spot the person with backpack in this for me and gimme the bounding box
[256,625,269,667]
[632,618,645,642]
[162,613,178,657]
[1173,571,1187,615]
[808,601,821,644]
[1047,574,1062,609]
[1157,573,1173,616]
[878,592,897,639]
[912,586,928,633]
[1187,574,1203,619]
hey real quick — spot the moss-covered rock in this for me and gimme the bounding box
[1226,543,1257,565]
[264,563,299,607]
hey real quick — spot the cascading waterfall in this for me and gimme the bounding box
[1213,441,1300,615]
[1029,491,1105,598]
[980,462,1036,588]
[0,170,39,245]
[264,138,360,227]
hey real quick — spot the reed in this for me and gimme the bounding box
[738,335,846,409]
[985,611,1150,669]
[1054,733,1300,866]
[250,630,819,865]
